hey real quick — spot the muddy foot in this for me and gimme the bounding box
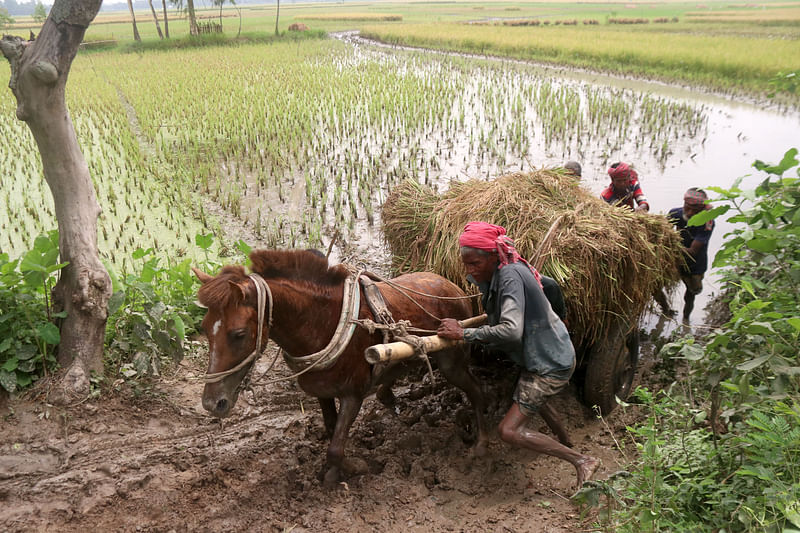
[575,456,601,487]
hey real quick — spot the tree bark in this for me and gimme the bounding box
[126,0,141,41]
[161,0,170,38]
[275,0,280,36]
[148,0,164,39]
[1,0,111,400]
[187,0,197,35]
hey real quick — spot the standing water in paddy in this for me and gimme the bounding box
[336,37,800,326]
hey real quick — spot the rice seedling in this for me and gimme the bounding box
[3,37,709,270]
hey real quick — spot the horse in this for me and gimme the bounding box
[192,249,489,486]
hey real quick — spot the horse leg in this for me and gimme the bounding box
[319,398,338,437]
[373,361,409,407]
[434,348,490,457]
[322,394,363,488]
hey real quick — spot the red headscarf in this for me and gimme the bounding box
[608,162,638,182]
[458,221,542,286]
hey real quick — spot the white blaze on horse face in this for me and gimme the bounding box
[209,319,222,362]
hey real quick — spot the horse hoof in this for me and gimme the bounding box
[322,467,341,488]
[472,438,489,458]
[376,386,396,407]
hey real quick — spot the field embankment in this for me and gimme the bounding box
[360,21,800,100]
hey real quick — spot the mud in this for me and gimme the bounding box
[0,339,675,533]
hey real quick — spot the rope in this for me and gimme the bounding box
[281,270,363,373]
[391,333,436,386]
[202,273,273,384]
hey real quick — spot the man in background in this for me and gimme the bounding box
[601,162,649,212]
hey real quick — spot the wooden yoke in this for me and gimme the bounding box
[364,314,487,364]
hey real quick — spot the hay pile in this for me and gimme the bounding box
[381,170,682,343]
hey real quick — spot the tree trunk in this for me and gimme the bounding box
[275,0,280,36]
[161,0,170,38]
[126,0,141,41]
[148,0,164,39]
[0,0,111,401]
[187,0,197,35]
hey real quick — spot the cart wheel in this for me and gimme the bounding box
[582,323,639,415]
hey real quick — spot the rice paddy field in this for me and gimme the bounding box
[2,1,799,304]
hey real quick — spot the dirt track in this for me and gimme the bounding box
[0,338,663,533]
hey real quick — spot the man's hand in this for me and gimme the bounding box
[437,318,464,340]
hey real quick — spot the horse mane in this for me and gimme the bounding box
[197,250,349,308]
[196,264,248,309]
[249,249,350,286]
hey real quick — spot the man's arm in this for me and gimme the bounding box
[463,292,523,344]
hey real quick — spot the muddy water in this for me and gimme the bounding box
[335,32,800,329]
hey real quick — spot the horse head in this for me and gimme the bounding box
[193,265,269,418]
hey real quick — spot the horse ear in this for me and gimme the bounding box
[228,280,248,303]
[192,267,213,284]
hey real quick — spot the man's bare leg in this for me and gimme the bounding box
[539,402,573,447]
[499,403,600,488]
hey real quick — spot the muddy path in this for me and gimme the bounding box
[0,340,669,532]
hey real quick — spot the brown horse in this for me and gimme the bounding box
[193,249,489,485]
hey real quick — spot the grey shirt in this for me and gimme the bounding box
[463,262,575,380]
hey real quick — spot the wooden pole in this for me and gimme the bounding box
[364,314,487,364]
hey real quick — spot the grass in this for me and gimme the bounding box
[360,20,800,97]
[7,1,798,98]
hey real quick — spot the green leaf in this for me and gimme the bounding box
[678,343,704,361]
[746,322,775,335]
[16,344,37,361]
[736,354,772,371]
[108,291,126,316]
[787,318,800,331]
[0,337,12,353]
[195,233,214,250]
[753,148,799,175]
[15,372,32,388]
[236,239,252,256]
[0,369,16,392]
[132,247,153,260]
[45,261,69,275]
[36,323,60,345]
[168,315,185,341]
[687,205,728,226]
[2,357,18,372]
[746,238,777,253]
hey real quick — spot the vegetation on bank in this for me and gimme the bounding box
[5,1,798,100]
[360,22,800,99]
[576,149,800,532]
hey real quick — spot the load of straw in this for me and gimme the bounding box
[381,170,683,344]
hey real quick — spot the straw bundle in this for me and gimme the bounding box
[381,170,683,343]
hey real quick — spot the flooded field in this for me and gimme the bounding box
[336,33,800,326]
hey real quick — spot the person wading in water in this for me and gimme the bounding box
[437,221,601,490]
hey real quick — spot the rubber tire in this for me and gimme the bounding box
[582,322,640,416]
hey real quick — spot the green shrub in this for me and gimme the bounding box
[0,231,66,392]
[576,148,800,532]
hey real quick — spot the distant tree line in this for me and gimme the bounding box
[0,0,45,17]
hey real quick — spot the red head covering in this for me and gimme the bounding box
[458,221,542,286]
[608,162,638,182]
[684,188,710,209]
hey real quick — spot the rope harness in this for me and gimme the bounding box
[202,273,273,384]
[201,266,476,388]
